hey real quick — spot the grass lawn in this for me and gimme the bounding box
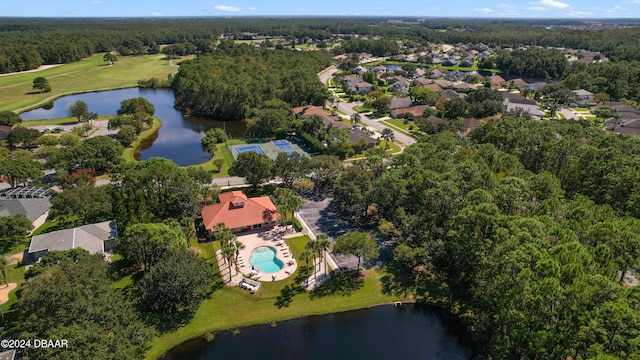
[186,139,245,177]
[21,116,107,127]
[0,53,184,113]
[385,141,402,153]
[380,119,412,136]
[145,235,409,359]
[122,117,163,162]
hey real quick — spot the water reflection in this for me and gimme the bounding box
[20,88,247,166]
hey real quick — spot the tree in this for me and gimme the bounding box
[316,233,331,276]
[334,166,374,217]
[350,112,361,127]
[17,254,153,360]
[0,156,41,187]
[308,155,342,190]
[409,87,440,106]
[381,128,395,149]
[0,111,22,126]
[333,231,379,270]
[116,125,138,146]
[137,248,212,327]
[0,214,33,240]
[117,97,155,121]
[32,76,51,92]
[213,158,225,172]
[200,128,228,155]
[110,158,200,227]
[118,222,187,271]
[0,256,7,286]
[103,53,118,64]
[273,152,308,188]
[274,187,302,232]
[50,185,112,225]
[67,100,89,122]
[228,151,273,190]
[442,97,469,119]
[6,126,41,148]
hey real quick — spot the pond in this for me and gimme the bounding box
[163,304,470,360]
[19,88,247,166]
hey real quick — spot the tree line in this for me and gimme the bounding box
[329,118,640,359]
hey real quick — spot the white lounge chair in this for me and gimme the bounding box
[285,269,292,275]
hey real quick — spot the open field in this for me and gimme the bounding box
[0,53,190,113]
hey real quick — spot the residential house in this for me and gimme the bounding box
[433,79,453,88]
[509,78,529,90]
[202,191,280,234]
[444,70,465,82]
[0,125,11,141]
[572,89,595,105]
[528,82,548,92]
[429,69,444,79]
[354,81,374,94]
[0,187,54,230]
[371,65,387,75]
[424,83,443,93]
[503,96,544,119]
[390,96,412,110]
[346,128,377,148]
[439,89,462,100]
[414,68,426,78]
[390,105,430,119]
[442,59,458,67]
[412,77,431,87]
[353,66,368,75]
[453,82,476,90]
[489,75,506,87]
[459,57,475,68]
[293,105,349,130]
[27,220,118,262]
[388,76,410,93]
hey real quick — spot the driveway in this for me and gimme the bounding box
[298,196,360,270]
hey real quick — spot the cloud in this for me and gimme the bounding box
[525,6,546,11]
[214,5,242,12]
[248,6,257,11]
[540,0,570,9]
[567,10,593,17]
[151,12,163,16]
[93,0,103,4]
[475,8,495,14]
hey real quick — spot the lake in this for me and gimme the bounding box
[19,88,247,166]
[163,304,470,360]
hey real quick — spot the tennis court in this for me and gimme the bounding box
[229,139,310,161]
[273,139,293,150]
[235,144,266,155]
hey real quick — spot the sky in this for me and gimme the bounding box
[3,0,640,18]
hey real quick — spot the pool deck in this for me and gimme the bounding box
[215,226,299,286]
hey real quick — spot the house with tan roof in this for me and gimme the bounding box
[202,191,280,234]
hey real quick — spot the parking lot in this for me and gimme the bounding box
[298,197,360,270]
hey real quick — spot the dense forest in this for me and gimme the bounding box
[172,42,331,119]
[331,118,640,359]
[3,17,640,73]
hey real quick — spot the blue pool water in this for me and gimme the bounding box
[250,246,283,273]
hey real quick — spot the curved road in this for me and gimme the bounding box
[318,65,416,147]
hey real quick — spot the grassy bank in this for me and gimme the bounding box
[146,269,405,359]
[23,116,111,127]
[122,117,162,161]
[186,139,245,177]
[0,53,185,113]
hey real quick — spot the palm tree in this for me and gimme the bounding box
[350,112,361,127]
[220,240,236,282]
[381,128,395,150]
[275,187,302,232]
[180,217,195,248]
[315,234,331,276]
[305,240,320,282]
[0,256,8,287]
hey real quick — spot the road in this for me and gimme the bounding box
[318,65,416,147]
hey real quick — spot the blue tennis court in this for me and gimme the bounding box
[273,140,292,150]
[235,145,266,155]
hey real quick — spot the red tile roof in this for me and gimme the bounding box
[292,105,328,117]
[202,191,279,231]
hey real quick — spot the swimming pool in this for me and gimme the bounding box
[249,246,284,273]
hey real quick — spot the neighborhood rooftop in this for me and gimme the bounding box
[0,186,54,199]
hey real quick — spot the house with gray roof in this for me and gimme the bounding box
[28,220,117,261]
